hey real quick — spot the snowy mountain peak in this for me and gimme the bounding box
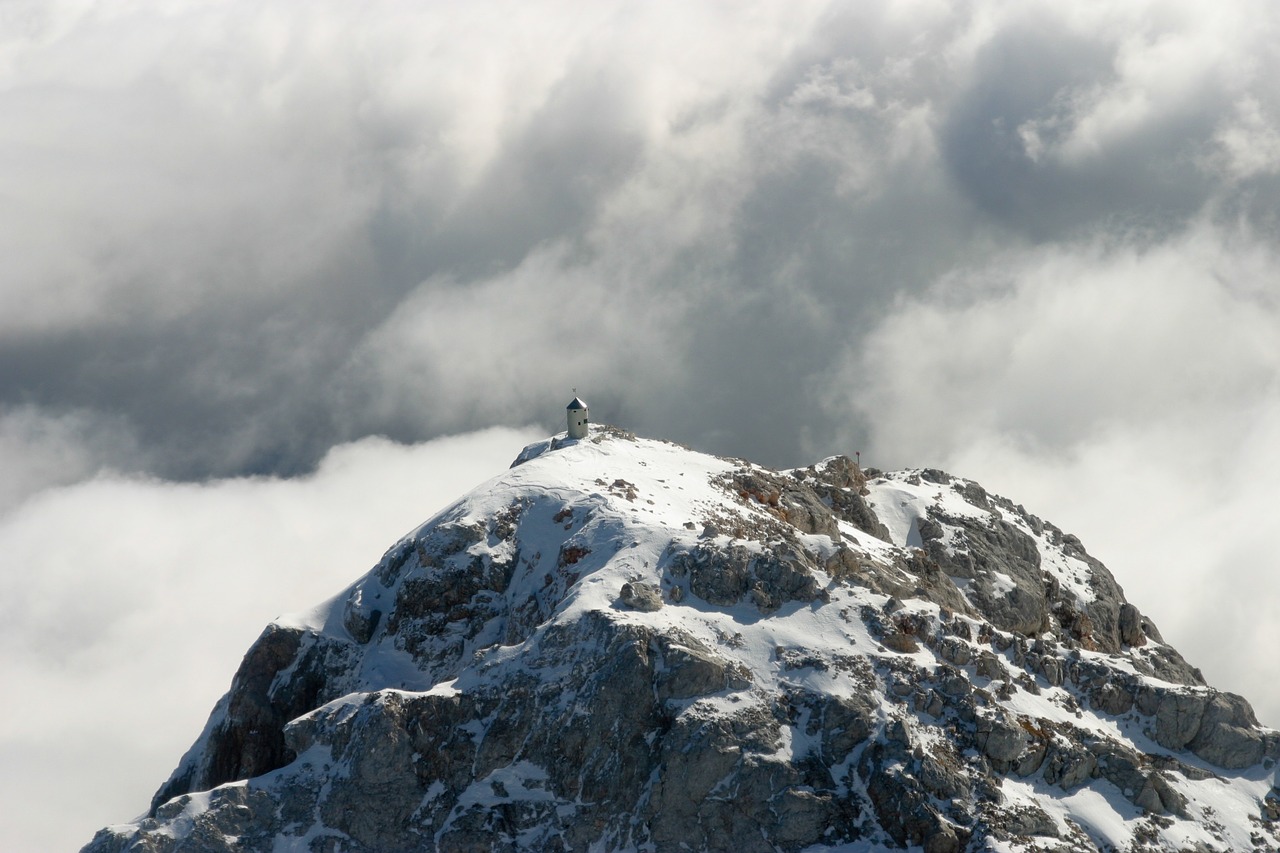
[86,427,1280,852]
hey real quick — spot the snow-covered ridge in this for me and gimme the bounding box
[85,427,1280,853]
[866,469,1100,609]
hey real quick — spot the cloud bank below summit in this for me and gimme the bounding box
[4,1,1280,850]
[0,428,540,853]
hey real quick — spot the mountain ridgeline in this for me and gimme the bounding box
[85,427,1280,852]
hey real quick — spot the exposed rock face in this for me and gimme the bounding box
[919,510,1048,637]
[85,432,1280,853]
[619,580,663,611]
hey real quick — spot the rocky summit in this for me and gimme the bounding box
[84,427,1280,852]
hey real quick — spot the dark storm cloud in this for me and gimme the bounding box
[0,1,701,482]
[0,7,650,478]
[17,0,1278,482]
[939,17,1218,240]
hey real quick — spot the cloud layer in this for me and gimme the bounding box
[4,1,1280,849]
[7,0,1275,482]
[0,427,538,853]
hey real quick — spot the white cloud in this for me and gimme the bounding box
[0,406,140,514]
[1211,96,1280,180]
[0,427,539,853]
[339,242,699,444]
[963,0,1268,168]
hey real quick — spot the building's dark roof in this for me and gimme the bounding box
[566,397,588,410]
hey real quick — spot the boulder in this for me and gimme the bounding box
[619,581,663,612]
[1188,692,1265,769]
[976,713,1028,765]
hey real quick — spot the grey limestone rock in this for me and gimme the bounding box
[1187,691,1266,768]
[672,542,751,606]
[87,439,1280,853]
[668,541,820,612]
[1003,803,1059,838]
[1149,689,1209,750]
[619,580,663,611]
[919,510,1050,637]
[802,455,893,541]
[919,749,972,801]
[826,545,972,617]
[1042,740,1098,791]
[651,633,746,701]
[342,584,382,643]
[1089,680,1135,716]
[1119,602,1147,646]
[148,622,357,814]
[976,711,1029,765]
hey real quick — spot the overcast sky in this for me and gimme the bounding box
[3,1,1280,850]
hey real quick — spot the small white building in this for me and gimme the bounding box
[566,396,589,439]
